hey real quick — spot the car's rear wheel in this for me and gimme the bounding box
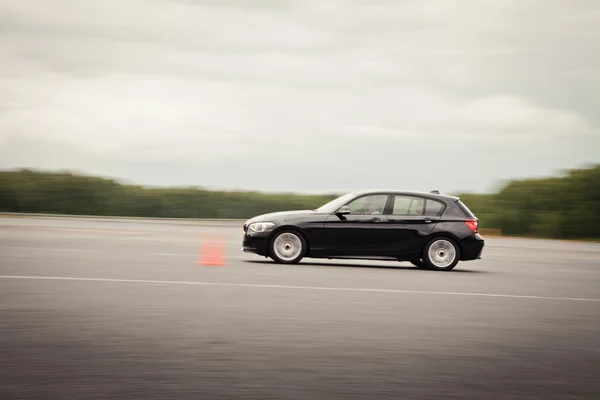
[269,230,306,264]
[423,238,460,271]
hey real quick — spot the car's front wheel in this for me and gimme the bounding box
[269,230,306,264]
[423,238,460,271]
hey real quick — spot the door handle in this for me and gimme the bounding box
[424,218,433,223]
[371,217,384,222]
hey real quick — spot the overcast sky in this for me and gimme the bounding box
[1,0,599,194]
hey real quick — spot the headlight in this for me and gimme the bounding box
[248,222,275,233]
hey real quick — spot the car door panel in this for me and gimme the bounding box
[383,195,442,257]
[318,193,393,256]
[322,213,393,256]
[383,215,439,256]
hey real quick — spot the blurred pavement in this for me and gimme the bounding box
[1,217,599,399]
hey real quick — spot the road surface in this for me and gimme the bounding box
[1,217,599,399]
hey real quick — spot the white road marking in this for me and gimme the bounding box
[0,246,249,260]
[1,246,190,256]
[1,242,241,249]
[0,275,598,303]
[1,247,99,253]
[555,269,600,274]
[150,253,192,257]
[482,256,599,263]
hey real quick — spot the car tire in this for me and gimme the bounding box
[422,237,460,271]
[269,230,306,264]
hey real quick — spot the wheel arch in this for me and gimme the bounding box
[421,232,463,259]
[268,225,311,255]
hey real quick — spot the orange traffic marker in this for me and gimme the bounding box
[196,235,225,266]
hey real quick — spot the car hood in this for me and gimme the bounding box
[244,210,316,225]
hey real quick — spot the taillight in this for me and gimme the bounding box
[465,219,478,232]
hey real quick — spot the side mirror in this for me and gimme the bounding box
[336,205,351,215]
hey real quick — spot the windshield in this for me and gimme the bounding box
[315,193,357,213]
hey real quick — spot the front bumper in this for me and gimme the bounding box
[242,232,270,257]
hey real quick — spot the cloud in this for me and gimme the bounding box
[0,0,599,192]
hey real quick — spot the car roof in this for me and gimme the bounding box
[349,190,460,202]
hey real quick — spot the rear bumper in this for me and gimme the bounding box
[459,233,485,261]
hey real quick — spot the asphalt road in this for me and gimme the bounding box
[1,217,599,399]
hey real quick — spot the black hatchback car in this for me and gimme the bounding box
[242,190,484,271]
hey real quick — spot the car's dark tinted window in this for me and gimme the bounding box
[347,194,388,215]
[424,200,444,216]
[392,195,426,215]
[457,200,476,218]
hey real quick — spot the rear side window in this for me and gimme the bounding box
[392,195,424,215]
[424,200,444,216]
[456,200,476,218]
[392,195,445,216]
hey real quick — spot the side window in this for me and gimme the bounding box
[346,194,388,215]
[392,195,425,215]
[425,200,445,216]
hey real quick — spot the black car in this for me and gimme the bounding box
[242,190,484,271]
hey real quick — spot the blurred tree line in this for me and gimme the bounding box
[1,164,598,239]
[0,169,339,220]
[455,163,600,239]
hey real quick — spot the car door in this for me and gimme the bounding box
[382,194,442,257]
[321,193,394,256]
